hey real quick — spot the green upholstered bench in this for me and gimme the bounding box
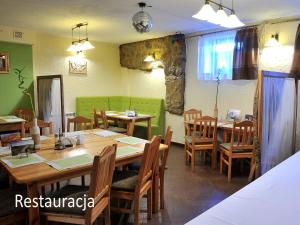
[76,96,165,136]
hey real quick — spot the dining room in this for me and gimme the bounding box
[1,0,300,225]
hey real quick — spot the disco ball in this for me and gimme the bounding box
[132,10,153,33]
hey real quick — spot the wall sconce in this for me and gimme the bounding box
[265,33,280,47]
[67,22,95,53]
[144,54,155,62]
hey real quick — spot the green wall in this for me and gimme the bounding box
[0,42,33,115]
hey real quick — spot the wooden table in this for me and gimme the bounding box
[0,115,26,137]
[186,152,300,225]
[0,129,167,225]
[101,111,153,140]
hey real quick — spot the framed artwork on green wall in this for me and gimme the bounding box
[0,52,9,74]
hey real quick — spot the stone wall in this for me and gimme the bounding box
[119,34,186,115]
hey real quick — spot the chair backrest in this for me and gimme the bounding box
[230,120,255,151]
[14,108,34,121]
[87,144,116,217]
[93,108,102,128]
[100,110,109,129]
[136,136,161,194]
[67,116,92,132]
[183,109,202,122]
[183,109,202,135]
[161,126,173,169]
[192,116,217,144]
[25,119,53,135]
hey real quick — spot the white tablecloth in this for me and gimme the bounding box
[186,151,300,225]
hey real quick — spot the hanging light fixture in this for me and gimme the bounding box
[193,0,216,20]
[265,33,280,47]
[209,5,228,25]
[67,22,95,53]
[132,2,153,33]
[193,0,244,28]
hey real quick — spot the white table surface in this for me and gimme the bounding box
[185,151,300,225]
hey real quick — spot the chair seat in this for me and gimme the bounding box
[112,170,138,192]
[0,188,27,217]
[220,142,253,153]
[185,136,214,144]
[42,185,89,215]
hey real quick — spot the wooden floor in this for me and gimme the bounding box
[51,143,248,225]
[112,143,248,225]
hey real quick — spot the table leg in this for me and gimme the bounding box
[21,121,25,138]
[212,143,217,170]
[147,118,152,140]
[152,167,159,213]
[27,183,40,225]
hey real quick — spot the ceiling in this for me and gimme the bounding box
[0,0,300,44]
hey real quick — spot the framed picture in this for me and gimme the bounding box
[69,58,87,74]
[0,52,9,74]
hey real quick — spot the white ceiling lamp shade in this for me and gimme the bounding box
[209,6,228,25]
[193,0,244,28]
[67,22,95,53]
[223,12,245,28]
[144,55,155,62]
[193,0,216,20]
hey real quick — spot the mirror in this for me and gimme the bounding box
[37,75,65,132]
[0,52,9,74]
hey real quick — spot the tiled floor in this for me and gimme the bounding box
[112,144,248,225]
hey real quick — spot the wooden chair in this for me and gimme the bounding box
[67,116,92,132]
[183,109,202,153]
[14,108,34,121]
[159,126,173,209]
[185,116,217,172]
[25,119,53,135]
[220,120,255,182]
[111,136,161,225]
[41,144,117,225]
[0,188,28,225]
[0,133,21,147]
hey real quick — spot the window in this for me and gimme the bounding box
[197,31,236,80]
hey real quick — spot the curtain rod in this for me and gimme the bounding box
[185,17,300,39]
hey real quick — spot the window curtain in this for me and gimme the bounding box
[291,24,300,77]
[232,27,258,80]
[261,77,296,174]
[198,31,236,80]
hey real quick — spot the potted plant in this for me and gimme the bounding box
[14,67,40,150]
[214,71,221,118]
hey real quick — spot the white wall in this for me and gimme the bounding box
[33,33,122,113]
[121,21,300,143]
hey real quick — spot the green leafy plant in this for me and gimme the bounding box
[14,67,36,117]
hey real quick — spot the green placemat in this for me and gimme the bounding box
[115,136,149,145]
[1,153,45,168]
[47,154,93,171]
[117,146,144,158]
